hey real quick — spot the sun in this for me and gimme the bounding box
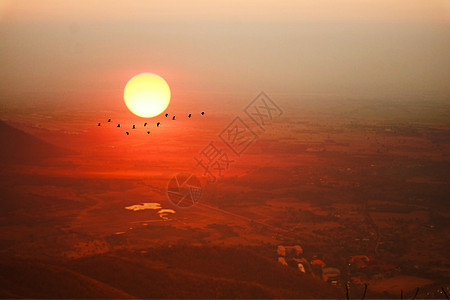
[124,73,171,118]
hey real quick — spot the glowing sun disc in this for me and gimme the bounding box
[124,73,171,118]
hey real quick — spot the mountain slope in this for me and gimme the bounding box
[0,246,343,299]
[0,120,70,164]
[0,246,343,298]
[0,259,133,298]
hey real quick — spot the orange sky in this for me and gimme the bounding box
[1,1,449,23]
[0,0,449,111]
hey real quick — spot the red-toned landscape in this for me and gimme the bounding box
[0,96,449,298]
[1,1,449,299]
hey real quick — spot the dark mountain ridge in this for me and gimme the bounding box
[0,120,70,164]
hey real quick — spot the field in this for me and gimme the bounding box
[0,97,449,298]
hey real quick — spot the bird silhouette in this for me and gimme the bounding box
[144,122,147,127]
[126,132,129,135]
[165,113,168,117]
[157,122,160,127]
[107,119,111,122]
[188,114,192,118]
[201,112,205,115]
[117,124,120,127]
[132,125,136,129]
[98,123,101,126]
[147,131,150,134]
[172,116,176,120]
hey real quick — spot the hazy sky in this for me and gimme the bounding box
[0,0,449,109]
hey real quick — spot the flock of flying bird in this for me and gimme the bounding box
[97,112,205,135]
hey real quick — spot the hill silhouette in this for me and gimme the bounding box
[0,259,133,298]
[0,120,70,164]
[0,246,342,298]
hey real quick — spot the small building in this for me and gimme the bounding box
[277,245,303,257]
[349,255,370,269]
[322,267,341,283]
[278,256,288,266]
[311,259,326,267]
[297,263,306,273]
